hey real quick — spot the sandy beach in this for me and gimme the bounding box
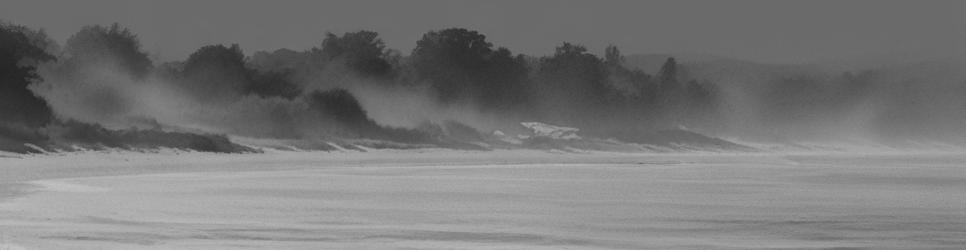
[0,151,964,249]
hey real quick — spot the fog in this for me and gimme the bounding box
[3,4,966,249]
[1,18,964,153]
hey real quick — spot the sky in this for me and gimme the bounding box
[2,0,963,64]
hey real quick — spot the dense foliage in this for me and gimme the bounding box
[2,21,963,152]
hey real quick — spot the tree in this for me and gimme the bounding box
[180,44,302,101]
[604,45,623,66]
[478,47,530,110]
[0,23,56,127]
[412,28,493,69]
[537,43,609,106]
[249,48,306,72]
[181,44,252,101]
[657,57,678,88]
[307,88,430,142]
[248,69,301,100]
[320,30,391,76]
[411,28,529,109]
[64,23,152,78]
[411,28,491,103]
[601,45,656,103]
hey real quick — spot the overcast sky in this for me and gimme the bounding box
[2,0,963,64]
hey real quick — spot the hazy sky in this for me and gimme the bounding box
[2,0,963,63]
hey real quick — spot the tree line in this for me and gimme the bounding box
[3,22,722,143]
